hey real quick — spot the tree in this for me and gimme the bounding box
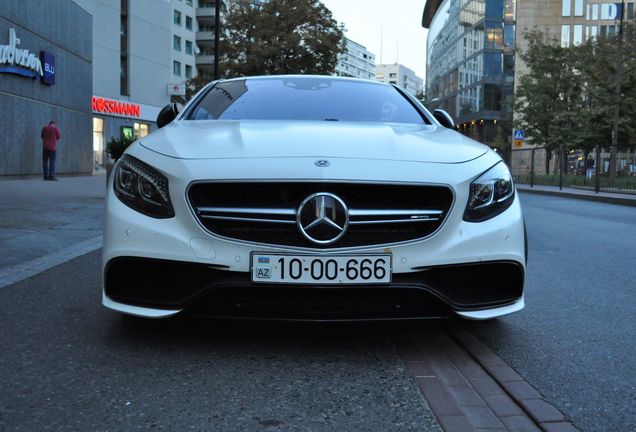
[514,31,585,174]
[220,0,345,77]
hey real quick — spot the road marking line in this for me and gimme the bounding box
[0,235,102,289]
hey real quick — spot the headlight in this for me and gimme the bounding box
[464,161,515,222]
[113,155,174,218]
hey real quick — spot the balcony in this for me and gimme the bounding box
[196,55,215,65]
[196,31,215,42]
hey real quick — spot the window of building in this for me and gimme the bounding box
[173,35,181,51]
[483,84,502,111]
[389,73,397,78]
[600,25,607,37]
[93,117,105,166]
[592,4,599,19]
[573,25,583,45]
[486,0,504,18]
[504,0,516,20]
[627,3,634,19]
[608,25,616,36]
[174,10,182,26]
[173,61,181,76]
[376,73,384,79]
[186,16,193,30]
[562,0,571,16]
[186,64,193,79]
[134,122,150,139]
[590,26,598,39]
[185,40,193,55]
[601,4,618,19]
[561,25,571,47]
[574,0,584,16]
[486,22,503,48]
[389,80,397,84]
[484,53,503,80]
[504,24,515,48]
[186,0,193,6]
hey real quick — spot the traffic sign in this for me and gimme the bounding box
[513,129,524,140]
[514,140,523,148]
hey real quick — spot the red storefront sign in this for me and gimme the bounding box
[92,96,141,118]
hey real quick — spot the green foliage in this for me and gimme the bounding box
[515,24,636,154]
[106,136,133,161]
[220,0,346,77]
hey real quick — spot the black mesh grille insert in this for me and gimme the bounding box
[187,182,454,248]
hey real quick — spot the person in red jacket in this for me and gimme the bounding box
[41,121,61,181]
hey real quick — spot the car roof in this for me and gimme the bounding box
[218,74,390,87]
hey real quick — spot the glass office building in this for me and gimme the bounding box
[423,0,516,145]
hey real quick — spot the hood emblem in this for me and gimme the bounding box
[297,193,349,245]
[315,159,330,167]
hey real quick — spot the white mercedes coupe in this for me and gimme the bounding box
[103,75,526,320]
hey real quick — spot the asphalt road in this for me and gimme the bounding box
[1,192,634,431]
[0,251,440,432]
[469,193,636,431]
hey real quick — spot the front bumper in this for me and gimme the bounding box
[103,256,524,320]
[103,148,526,321]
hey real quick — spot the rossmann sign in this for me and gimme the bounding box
[92,96,141,118]
[0,29,55,85]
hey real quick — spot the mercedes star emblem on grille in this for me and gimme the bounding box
[297,193,349,244]
[314,159,330,167]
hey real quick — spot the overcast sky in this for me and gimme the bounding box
[320,0,429,81]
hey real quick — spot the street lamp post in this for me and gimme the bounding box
[609,0,626,185]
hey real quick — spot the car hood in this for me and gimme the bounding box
[140,120,488,164]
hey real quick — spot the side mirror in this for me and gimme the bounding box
[157,103,179,129]
[433,109,455,129]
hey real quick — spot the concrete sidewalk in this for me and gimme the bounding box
[0,173,106,288]
[516,183,636,207]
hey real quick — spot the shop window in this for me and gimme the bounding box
[483,84,502,111]
[93,117,105,166]
[134,123,150,139]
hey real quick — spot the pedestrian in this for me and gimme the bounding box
[41,120,61,181]
[585,155,595,179]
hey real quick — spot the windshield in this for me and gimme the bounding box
[186,77,429,124]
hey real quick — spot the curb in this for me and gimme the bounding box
[517,186,636,207]
[390,326,580,432]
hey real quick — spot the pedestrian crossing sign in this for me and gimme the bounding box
[513,129,524,140]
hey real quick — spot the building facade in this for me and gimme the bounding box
[375,63,424,96]
[335,37,376,80]
[171,0,198,82]
[423,0,516,145]
[0,0,93,177]
[73,0,172,166]
[423,0,635,147]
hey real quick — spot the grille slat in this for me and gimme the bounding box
[188,182,453,248]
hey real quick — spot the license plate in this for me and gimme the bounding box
[251,253,392,284]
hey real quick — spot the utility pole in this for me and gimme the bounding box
[214,0,221,80]
[609,0,626,185]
